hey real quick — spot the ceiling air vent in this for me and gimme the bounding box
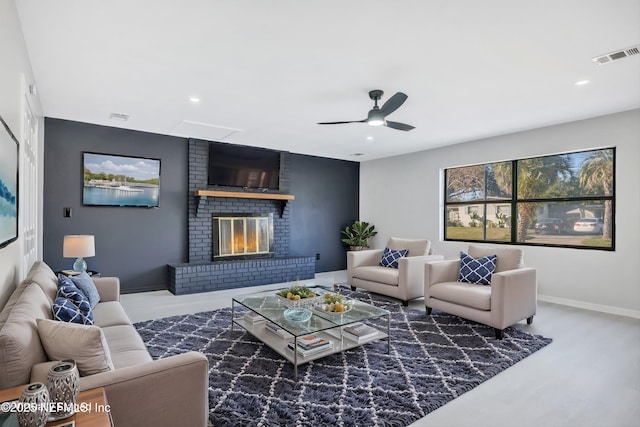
[592,45,640,65]
[109,112,129,121]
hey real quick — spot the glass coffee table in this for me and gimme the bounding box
[232,286,390,378]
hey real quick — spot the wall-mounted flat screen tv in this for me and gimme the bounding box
[208,142,280,190]
[83,152,161,207]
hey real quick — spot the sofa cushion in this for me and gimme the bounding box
[387,237,430,257]
[353,266,399,286]
[28,262,59,304]
[458,252,497,285]
[379,247,408,269]
[0,262,57,327]
[92,301,133,328]
[468,245,522,273]
[102,325,153,368]
[71,271,101,308]
[430,281,492,311]
[0,284,51,389]
[36,319,114,376]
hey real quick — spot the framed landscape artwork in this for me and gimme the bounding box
[0,116,19,249]
[83,152,161,208]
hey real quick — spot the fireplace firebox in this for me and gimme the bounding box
[212,213,274,260]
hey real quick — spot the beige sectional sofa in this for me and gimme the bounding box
[0,261,209,427]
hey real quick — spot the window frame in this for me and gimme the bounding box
[443,147,616,251]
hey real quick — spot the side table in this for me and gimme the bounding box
[56,270,101,278]
[0,386,113,426]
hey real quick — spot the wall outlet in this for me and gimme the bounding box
[316,253,320,260]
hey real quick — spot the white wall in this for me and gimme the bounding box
[361,109,640,318]
[0,0,43,307]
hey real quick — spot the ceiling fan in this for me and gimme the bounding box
[317,90,415,131]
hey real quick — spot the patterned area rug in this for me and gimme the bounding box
[134,286,552,427]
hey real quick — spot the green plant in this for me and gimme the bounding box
[341,221,378,248]
[469,212,482,227]
[495,212,508,228]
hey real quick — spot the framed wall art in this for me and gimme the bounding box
[0,115,19,249]
[83,152,161,207]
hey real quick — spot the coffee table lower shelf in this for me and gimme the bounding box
[232,317,389,378]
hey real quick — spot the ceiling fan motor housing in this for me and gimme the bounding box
[369,89,384,101]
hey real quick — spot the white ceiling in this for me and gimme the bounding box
[15,0,640,161]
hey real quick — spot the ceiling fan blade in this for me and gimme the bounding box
[385,120,415,131]
[317,120,366,125]
[378,92,408,117]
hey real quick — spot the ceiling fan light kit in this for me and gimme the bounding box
[318,89,415,131]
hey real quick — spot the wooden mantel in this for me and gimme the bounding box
[194,190,295,217]
[194,190,295,201]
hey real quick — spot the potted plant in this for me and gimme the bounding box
[341,221,378,251]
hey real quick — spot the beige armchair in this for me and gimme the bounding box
[348,237,443,305]
[424,245,536,339]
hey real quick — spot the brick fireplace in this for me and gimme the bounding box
[167,139,315,295]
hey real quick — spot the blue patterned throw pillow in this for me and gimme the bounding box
[379,247,409,269]
[71,271,100,308]
[54,274,94,325]
[458,252,497,285]
[52,296,94,325]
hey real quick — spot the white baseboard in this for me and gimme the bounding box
[538,294,640,319]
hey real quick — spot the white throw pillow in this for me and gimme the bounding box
[36,318,114,376]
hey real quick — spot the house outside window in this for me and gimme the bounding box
[444,148,615,250]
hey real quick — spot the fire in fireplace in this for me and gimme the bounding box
[212,213,274,260]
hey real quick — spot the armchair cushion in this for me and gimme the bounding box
[380,247,409,268]
[430,281,492,311]
[388,237,430,257]
[468,245,522,273]
[353,266,399,286]
[458,252,497,285]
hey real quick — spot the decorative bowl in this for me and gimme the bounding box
[283,308,312,322]
[315,300,354,316]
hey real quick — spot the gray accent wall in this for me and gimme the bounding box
[288,153,359,272]
[43,118,188,293]
[43,119,359,293]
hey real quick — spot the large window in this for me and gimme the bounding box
[444,148,615,250]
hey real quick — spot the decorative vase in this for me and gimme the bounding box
[17,382,50,427]
[46,360,79,421]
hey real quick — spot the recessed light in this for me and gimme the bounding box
[109,112,129,121]
[189,97,201,103]
[366,136,374,141]
[574,80,591,86]
[351,153,364,157]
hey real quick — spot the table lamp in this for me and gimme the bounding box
[63,235,95,272]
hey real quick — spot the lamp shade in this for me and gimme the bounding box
[63,235,95,258]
